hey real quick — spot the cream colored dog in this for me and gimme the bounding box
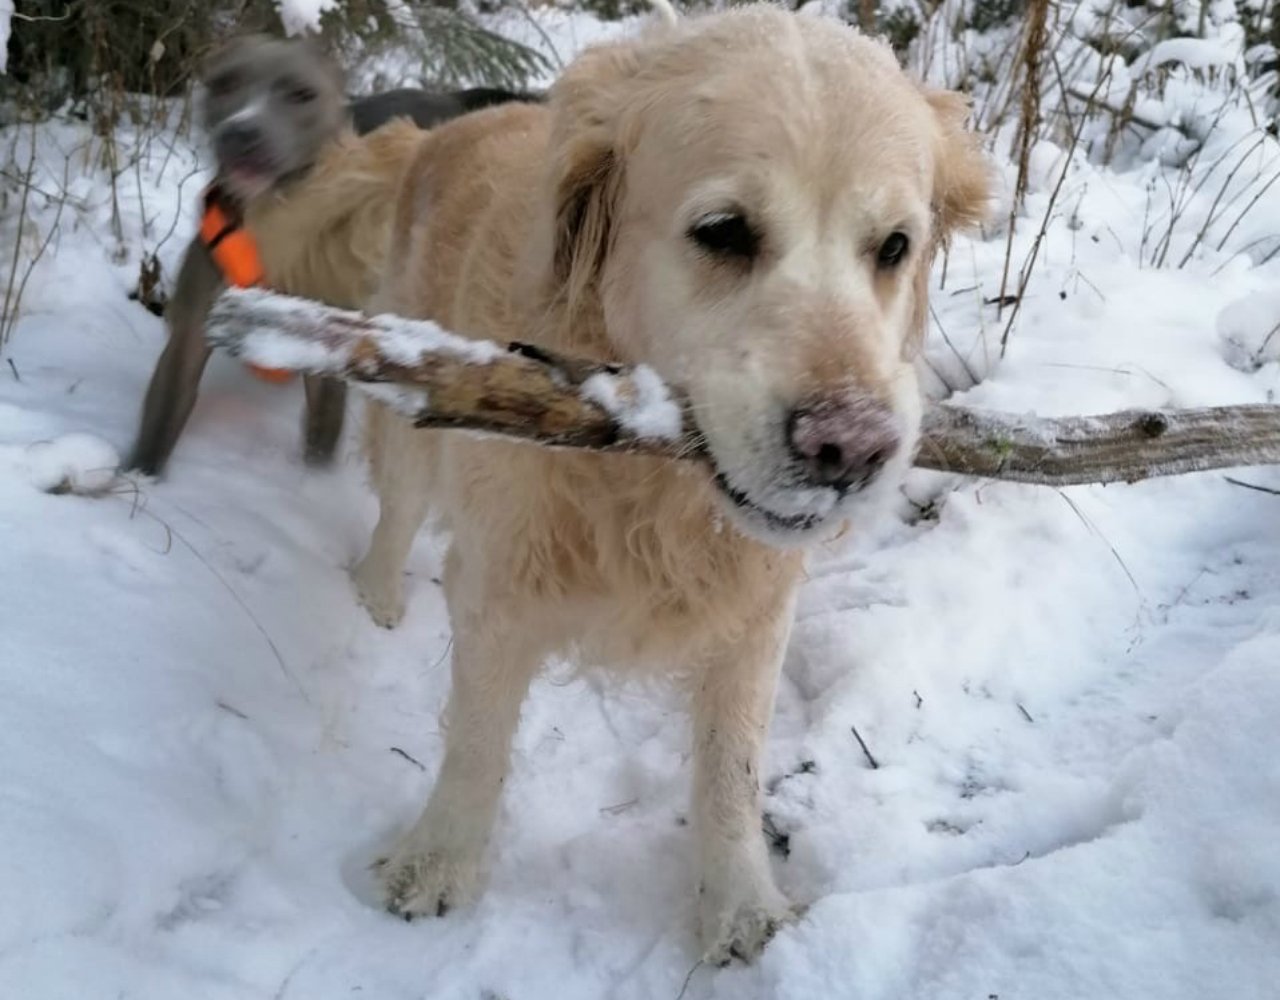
[353,3,990,962]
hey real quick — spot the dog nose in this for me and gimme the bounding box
[787,395,899,492]
[217,121,262,159]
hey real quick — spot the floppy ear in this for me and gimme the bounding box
[923,88,994,239]
[904,89,992,355]
[539,40,646,317]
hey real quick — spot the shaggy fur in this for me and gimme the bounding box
[243,122,425,307]
[354,5,991,963]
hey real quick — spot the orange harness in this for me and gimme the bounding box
[199,185,294,384]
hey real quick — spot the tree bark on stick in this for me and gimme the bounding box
[206,288,1280,488]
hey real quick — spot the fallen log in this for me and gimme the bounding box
[206,287,1280,487]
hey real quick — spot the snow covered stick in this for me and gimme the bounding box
[206,287,1280,485]
[205,288,695,458]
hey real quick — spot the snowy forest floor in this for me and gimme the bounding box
[2,8,1279,1000]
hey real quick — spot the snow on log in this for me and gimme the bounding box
[207,288,692,459]
[206,288,1280,487]
[917,404,1280,486]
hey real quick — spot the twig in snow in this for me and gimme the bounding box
[675,960,705,1000]
[1,121,37,350]
[390,746,426,771]
[1017,703,1035,723]
[763,812,791,859]
[216,699,249,720]
[112,492,305,701]
[850,724,881,770]
[929,302,982,388]
[1247,319,1280,370]
[1223,475,1280,497]
[273,944,321,1000]
[1055,489,1142,599]
[6,358,19,382]
[999,58,1110,356]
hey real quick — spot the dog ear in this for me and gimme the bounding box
[293,33,347,95]
[540,40,646,316]
[201,33,267,78]
[923,88,993,239]
[903,88,992,356]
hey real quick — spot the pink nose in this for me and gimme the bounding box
[787,395,899,493]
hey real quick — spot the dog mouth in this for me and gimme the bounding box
[215,146,280,197]
[712,472,824,534]
[223,158,275,193]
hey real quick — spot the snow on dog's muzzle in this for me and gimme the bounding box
[706,388,908,546]
[785,394,900,495]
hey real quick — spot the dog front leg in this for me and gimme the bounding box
[693,599,798,964]
[302,374,347,466]
[125,240,222,475]
[352,405,434,628]
[376,569,547,918]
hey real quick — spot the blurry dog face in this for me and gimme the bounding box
[199,35,347,201]
[545,9,991,546]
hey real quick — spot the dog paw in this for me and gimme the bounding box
[351,560,405,629]
[699,889,797,965]
[374,843,482,920]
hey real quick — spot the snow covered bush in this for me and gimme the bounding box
[0,0,549,124]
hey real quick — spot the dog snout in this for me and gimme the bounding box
[787,395,899,493]
[216,121,263,161]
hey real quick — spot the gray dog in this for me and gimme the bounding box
[125,36,538,476]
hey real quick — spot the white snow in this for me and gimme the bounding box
[357,380,431,419]
[19,433,121,494]
[216,288,505,371]
[1217,289,1280,370]
[2,7,1279,1000]
[581,364,685,440]
[236,327,352,373]
[276,0,338,36]
[369,321,504,367]
[1130,35,1244,78]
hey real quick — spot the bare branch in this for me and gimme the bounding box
[206,288,697,462]
[206,288,1280,488]
[915,404,1280,486]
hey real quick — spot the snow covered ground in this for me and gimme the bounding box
[2,8,1280,1000]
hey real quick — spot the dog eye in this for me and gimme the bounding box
[688,212,760,262]
[877,232,910,269]
[207,71,241,95]
[286,85,318,104]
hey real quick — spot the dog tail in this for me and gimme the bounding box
[647,0,678,27]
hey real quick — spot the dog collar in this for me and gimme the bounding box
[198,184,292,384]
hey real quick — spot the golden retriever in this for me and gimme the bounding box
[352,3,991,962]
